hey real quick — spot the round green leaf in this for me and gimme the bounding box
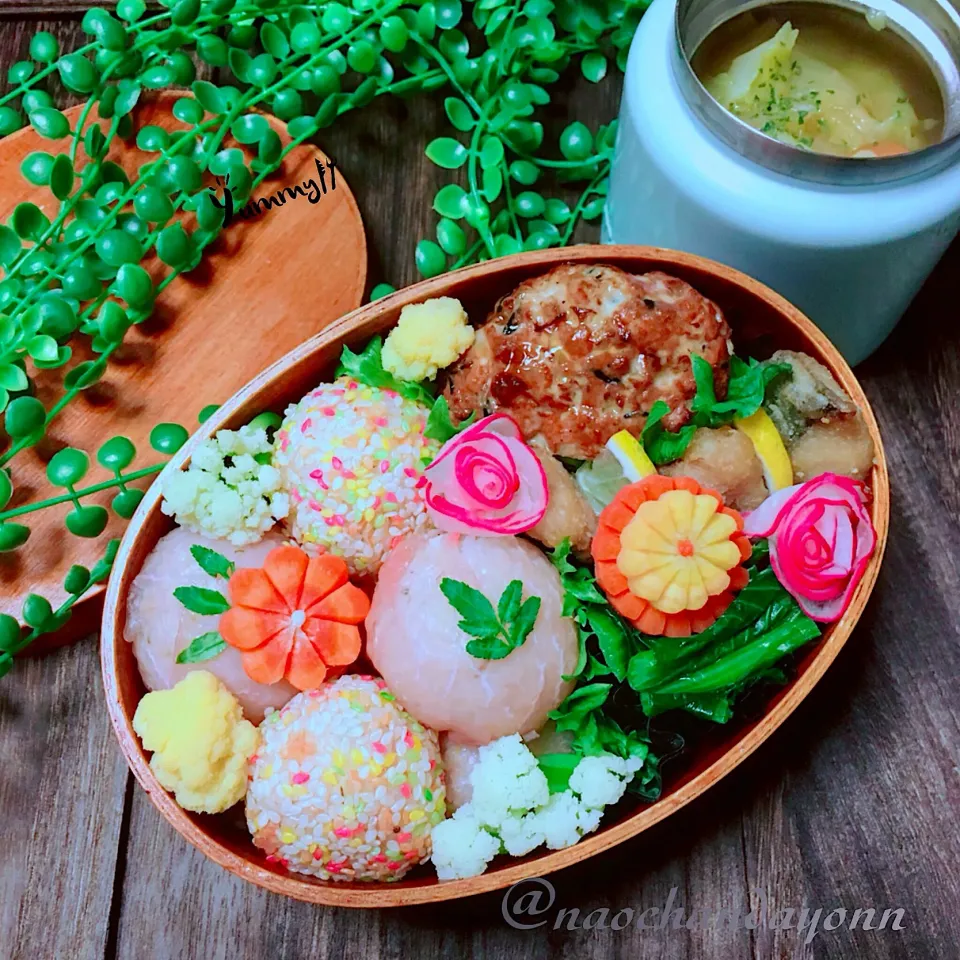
[322,2,353,32]
[347,41,377,74]
[38,297,78,340]
[49,154,75,201]
[97,435,135,470]
[380,17,409,53]
[172,97,204,125]
[436,218,466,255]
[117,0,146,22]
[8,59,33,83]
[113,80,141,117]
[0,363,27,392]
[508,160,540,185]
[57,53,97,93]
[65,505,109,538]
[46,447,89,487]
[133,187,173,223]
[581,51,607,83]
[22,593,53,629]
[141,65,175,89]
[231,113,268,144]
[150,422,189,454]
[12,202,51,241]
[30,31,59,63]
[0,522,30,552]
[310,65,340,96]
[111,488,144,519]
[62,263,101,300]
[433,183,467,219]
[64,564,91,594]
[82,9,127,50]
[0,468,11,509]
[4,396,45,438]
[425,137,467,169]
[135,124,168,152]
[582,196,605,220]
[0,227,20,266]
[171,0,201,26]
[95,229,141,267]
[444,97,474,132]
[192,80,225,114]
[156,222,191,267]
[0,107,22,137]
[63,360,105,390]
[370,283,396,301]
[480,136,504,170]
[515,191,546,218]
[482,166,502,202]
[114,263,153,309]
[96,301,130,342]
[197,35,228,67]
[272,89,302,121]
[198,403,220,424]
[248,53,277,87]
[27,334,59,363]
[415,239,446,278]
[543,199,570,224]
[258,129,282,166]
[260,21,290,58]
[291,21,322,54]
[0,613,21,650]
[560,121,594,161]
[435,0,463,29]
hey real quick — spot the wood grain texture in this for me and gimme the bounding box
[1,12,958,960]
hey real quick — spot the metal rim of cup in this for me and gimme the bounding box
[674,0,960,185]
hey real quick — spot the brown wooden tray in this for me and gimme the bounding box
[0,92,367,648]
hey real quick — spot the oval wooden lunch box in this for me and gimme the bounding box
[101,245,889,908]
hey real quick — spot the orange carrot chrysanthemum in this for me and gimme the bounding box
[591,475,751,638]
[219,545,369,691]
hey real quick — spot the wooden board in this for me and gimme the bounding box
[101,245,889,908]
[0,92,367,644]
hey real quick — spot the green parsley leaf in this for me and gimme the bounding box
[424,394,476,444]
[173,585,230,616]
[440,577,541,660]
[175,631,226,664]
[335,336,435,406]
[189,544,235,579]
[549,682,612,730]
[641,400,697,465]
[691,354,793,427]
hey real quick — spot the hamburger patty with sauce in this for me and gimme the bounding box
[444,264,733,460]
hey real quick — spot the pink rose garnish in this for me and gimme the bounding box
[744,472,877,623]
[424,413,548,535]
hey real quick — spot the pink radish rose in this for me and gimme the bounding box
[424,413,548,535]
[744,472,877,622]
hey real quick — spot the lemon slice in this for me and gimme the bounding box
[605,430,657,482]
[735,408,793,492]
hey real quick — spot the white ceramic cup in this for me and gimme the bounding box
[603,0,960,363]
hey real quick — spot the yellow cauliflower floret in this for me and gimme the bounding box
[132,670,259,814]
[381,296,475,382]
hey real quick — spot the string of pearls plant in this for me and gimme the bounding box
[0,0,648,674]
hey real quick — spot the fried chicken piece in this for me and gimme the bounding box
[444,264,732,460]
[662,426,769,512]
[526,440,597,554]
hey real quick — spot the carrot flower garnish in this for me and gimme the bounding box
[219,545,369,690]
[591,475,751,638]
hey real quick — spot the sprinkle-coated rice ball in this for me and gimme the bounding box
[246,676,446,882]
[273,378,438,574]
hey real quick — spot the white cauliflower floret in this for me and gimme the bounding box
[430,810,501,881]
[470,734,549,823]
[160,424,289,546]
[498,812,547,857]
[430,733,642,881]
[568,753,641,810]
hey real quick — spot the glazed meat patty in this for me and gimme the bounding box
[444,264,733,460]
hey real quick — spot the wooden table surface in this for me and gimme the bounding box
[2,8,958,960]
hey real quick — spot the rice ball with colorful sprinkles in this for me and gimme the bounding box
[246,675,446,882]
[273,378,438,574]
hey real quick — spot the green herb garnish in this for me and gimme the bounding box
[440,577,541,660]
[336,337,435,407]
[189,544,235,580]
[424,395,476,444]
[640,400,698,466]
[175,631,227,665]
[173,586,231,616]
